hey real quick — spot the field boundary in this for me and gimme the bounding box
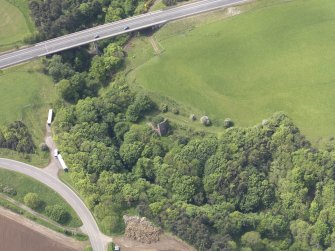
[0,193,84,234]
[0,195,88,241]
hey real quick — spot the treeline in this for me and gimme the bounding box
[27,0,152,41]
[162,0,188,7]
[33,0,335,249]
[43,42,124,103]
[0,121,35,153]
[54,74,335,250]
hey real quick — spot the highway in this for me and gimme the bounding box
[0,1,248,250]
[0,158,107,251]
[0,0,248,69]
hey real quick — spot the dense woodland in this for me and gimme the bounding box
[27,0,154,41]
[14,0,335,250]
[53,84,335,250]
[0,121,35,153]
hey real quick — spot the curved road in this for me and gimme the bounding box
[0,1,250,250]
[0,158,107,251]
[0,0,248,69]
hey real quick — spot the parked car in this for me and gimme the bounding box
[53,149,58,158]
[124,26,129,30]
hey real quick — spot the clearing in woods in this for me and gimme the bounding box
[127,0,335,141]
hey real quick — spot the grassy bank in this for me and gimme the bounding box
[127,0,335,141]
[0,169,82,228]
[0,196,87,241]
[0,0,33,51]
[0,61,56,166]
[5,0,35,33]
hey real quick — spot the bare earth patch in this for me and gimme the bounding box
[0,207,86,251]
[114,234,195,251]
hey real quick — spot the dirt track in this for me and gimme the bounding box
[0,207,84,251]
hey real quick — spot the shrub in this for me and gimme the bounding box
[223,118,234,128]
[160,103,168,113]
[163,0,176,6]
[2,186,17,196]
[39,143,49,152]
[45,204,70,224]
[151,116,165,126]
[200,116,211,126]
[24,193,42,210]
[101,214,125,235]
[172,107,179,115]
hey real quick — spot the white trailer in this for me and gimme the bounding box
[57,154,68,172]
[47,109,53,126]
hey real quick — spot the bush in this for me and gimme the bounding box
[24,193,42,210]
[39,143,49,152]
[163,0,176,6]
[160,103,168,113]
[151,116,165,126]
[223,118,234,128]
[2,186,17,196]
[172,107,179,115]
[23,32,45,44]
[241,231,265,250]
[200,116,211,126]
[101,214,125,235]
[108,242,116,251]
[45,205,70,224]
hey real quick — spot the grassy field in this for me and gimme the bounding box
[127,0,335,141]
[5,0,35,32]
[0,0,33,51]
[0,169,82,227]
[0,62,57,166]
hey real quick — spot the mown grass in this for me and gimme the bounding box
[5,0,35,33]
[150,0,165,11]
[0,149,49,168]
[0,0,33,51]
[0,61,57,166]
[127,0,335,141]
[0,169,82,227]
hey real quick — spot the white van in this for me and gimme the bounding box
[53,149,58,158]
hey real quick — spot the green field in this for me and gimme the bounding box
[128,0,335,141]
[0,0,33,51]
[0,62,57,166]
[0,169,82,227]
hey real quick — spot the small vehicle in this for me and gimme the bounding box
[124,26,129,30]
[94,34,99,39]
[53,149,58,158]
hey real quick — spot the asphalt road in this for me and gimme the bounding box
[0,1,249,250]
[0,0,248,69]
[0,158,107,251]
